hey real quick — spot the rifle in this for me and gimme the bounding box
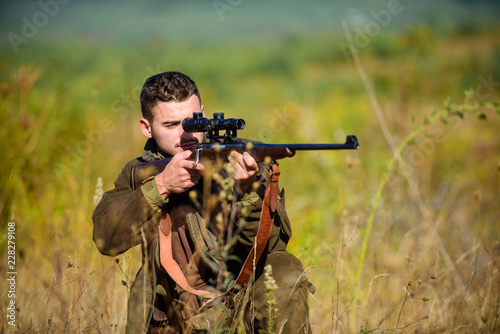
[131,112,359,190]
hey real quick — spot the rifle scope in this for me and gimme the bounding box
[182,112,246,133]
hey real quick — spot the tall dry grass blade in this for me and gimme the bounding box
[0,92,55,219]
[341,19,485,331]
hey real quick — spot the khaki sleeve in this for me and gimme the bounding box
[92,158,164,256]
[140,176,169,209]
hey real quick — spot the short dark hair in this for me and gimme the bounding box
[140,71,201,121]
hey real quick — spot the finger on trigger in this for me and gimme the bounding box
[190,161,205,171]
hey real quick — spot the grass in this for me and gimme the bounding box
[1,24,500,333]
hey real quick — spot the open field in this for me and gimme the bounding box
[1,1,500,333]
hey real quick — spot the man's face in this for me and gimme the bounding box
[140,94,205,157]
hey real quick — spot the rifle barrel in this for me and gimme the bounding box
[250,135,360,151]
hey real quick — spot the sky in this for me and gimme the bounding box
[1,0,499,54]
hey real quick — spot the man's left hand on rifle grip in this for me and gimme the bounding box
[228,151,259,192]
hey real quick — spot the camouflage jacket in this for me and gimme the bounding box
[92,138,292,333]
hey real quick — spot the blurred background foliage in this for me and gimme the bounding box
[0,0,499,332]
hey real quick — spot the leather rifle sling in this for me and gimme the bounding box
[234,164,281,288]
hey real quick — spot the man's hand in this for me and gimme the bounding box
[228,151,259,192]
[155,150,204,199]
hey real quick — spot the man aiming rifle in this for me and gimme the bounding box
[93,71,358,333]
